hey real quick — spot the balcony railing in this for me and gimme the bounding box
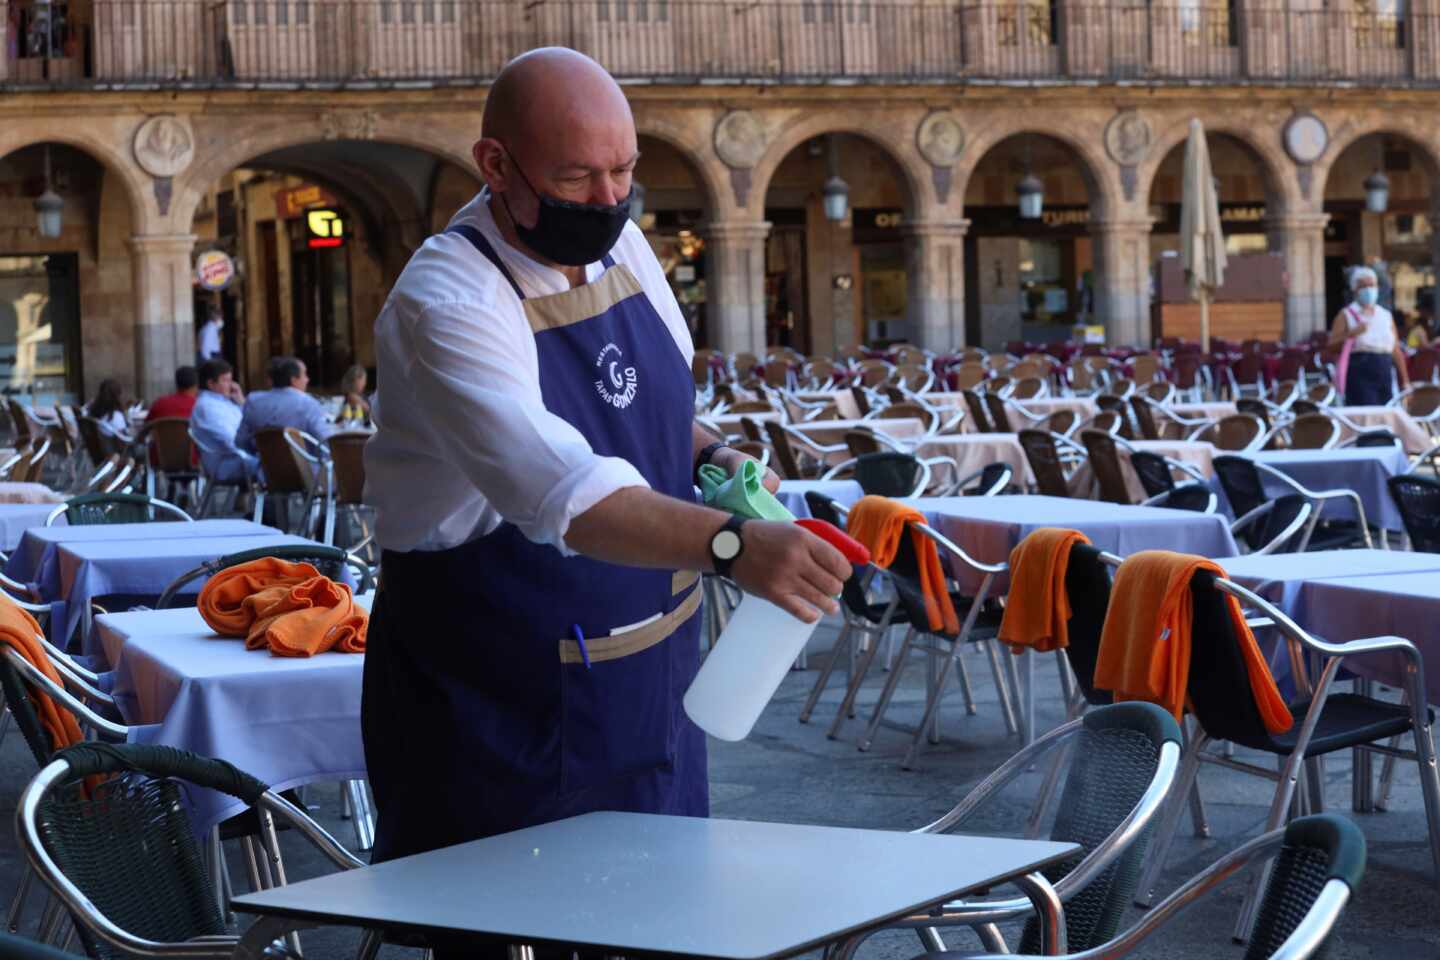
[0,1,1432,89]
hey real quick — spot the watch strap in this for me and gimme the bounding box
[710,514,747,578]
[695,441,731,484]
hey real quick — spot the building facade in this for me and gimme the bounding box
[3,0,1439,401]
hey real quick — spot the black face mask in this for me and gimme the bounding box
[499,151,632,267]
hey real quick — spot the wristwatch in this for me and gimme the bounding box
[695,441,731,483]
[709,514,748,578]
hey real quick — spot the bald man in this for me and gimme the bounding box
[362,47,851,871]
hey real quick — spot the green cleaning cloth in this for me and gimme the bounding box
[698,459,796,522]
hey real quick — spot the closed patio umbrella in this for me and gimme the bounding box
[1180,117,1227,353]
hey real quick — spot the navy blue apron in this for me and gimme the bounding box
[362,225,707,863]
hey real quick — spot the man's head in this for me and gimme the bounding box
[199,359,233,395]
[473,48,637,254]
[268,356,308,391]
[174,365,198,395]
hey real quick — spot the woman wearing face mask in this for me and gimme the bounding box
[1330,265,1410,405]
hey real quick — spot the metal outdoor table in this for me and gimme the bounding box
[233,812,1077,960]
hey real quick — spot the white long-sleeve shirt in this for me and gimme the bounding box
[364,191,694,554]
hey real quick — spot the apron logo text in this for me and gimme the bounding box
[595,342,639,409]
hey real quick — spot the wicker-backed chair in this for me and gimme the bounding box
[962,390,994,433]
[725,400,775,415]
[15,437,51,484]
[252,427,330,537]
[739,417,766,443]
[156,543,373,610]
[1018,430,1082,498]
[1227,353,1267,400]
[1094,395,1132,439]
[875,401,939,434]
[982,376,1013,397]
[1010,376,1048,400]
[835,702,1182,958]
[1306,381,1337,406]
[1193,414,1267,452]
[1235,397,1273,432]
[1130,353,1162,384]
[6,399,33,447]
[1129,396,1161,440]
[763,421,842,480]
[984,393,1015,434]
[910,814,1364,960]
[1067,359,1100,396]
[82,454,135,494]
[136,416,199,506]
[1079,430,1132,505]
[858,359,894,388]
[45,492,191,527]
[1009,361,1047,382]
[1387,473,1440,551]
[74,416,127,470]
[802,358,842,389]
[1045,409,1079,437]
[1171,354,1207,401]
[17,743,365,960]
[891,364,935,394]
[327,431,373,557]
[1285,413,1341,450]
[953,361,989,392]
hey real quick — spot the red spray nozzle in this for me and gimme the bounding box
[796,518,871,565]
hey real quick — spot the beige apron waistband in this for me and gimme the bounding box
[558,580,702,666]
[671,570,700,594]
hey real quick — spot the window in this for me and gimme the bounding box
[379,0,392,23]
[636,0,647,21]
[275,0,287,25]
[253,0,267,26]
[1356,0,1406,46]
[802,0,816,22]
[232,0,247,24]
[421,0,434,22]
[998,0,1055,45]
[295,0,309,24]
[1178,0,1237,46]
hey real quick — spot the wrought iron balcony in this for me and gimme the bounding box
[0,0,1427,89]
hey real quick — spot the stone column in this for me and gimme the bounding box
[1266,213,1330,341]
[902,219,969,351]
[1089,218,1153,347]
[703,221,771,355]
[128,234,198,401]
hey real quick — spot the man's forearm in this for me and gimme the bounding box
[565,486,727,572]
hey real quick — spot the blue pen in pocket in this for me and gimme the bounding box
[572,624,592,670]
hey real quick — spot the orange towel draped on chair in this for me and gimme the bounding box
[199,558,367,657]
[997,528,1091,653]
[1094,550,1291,734]
[846,496,959,634]
[0,596,84,752]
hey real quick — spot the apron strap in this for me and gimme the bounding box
[601,253,616,269]
[447,225,525,301]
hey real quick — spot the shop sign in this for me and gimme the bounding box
[276,184,335,219]
[674,265,696,283]
[306,209,346,249]
[194,249,235,291]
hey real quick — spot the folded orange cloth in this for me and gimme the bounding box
[846,496,959,634]
[1094,550,1291,734]
[998,528,1092,653]
[0,596,84,753]
[199,558,367,657]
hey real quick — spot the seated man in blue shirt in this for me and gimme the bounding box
[235,356,335,454]
[191,358,259,484]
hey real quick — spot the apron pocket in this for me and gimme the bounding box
[560,639,674,795]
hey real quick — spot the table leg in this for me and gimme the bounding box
[1353,679,1374,813]
[1013,871,1067,956]
[231,916,315,960]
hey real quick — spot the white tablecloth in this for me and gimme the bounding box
[1070,439,1217,503]
[98,595,372,835]
[913,434,1032,486]
[0,483,65,505]
[0,503,62,550]
[1332,405,1432,453]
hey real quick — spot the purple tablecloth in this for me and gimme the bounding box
[0,504,63,551]
[8,519,277,597]
[1218,549,1440,617]
[97,597,370,835]
[59,533,320,657]
[1299,572,1440,704]
[1214,448,1411,532]
[776,480,864,519]
[908,494,1239,592]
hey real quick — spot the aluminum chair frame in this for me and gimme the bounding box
[1129,577,1440,943]
[900,826,1352,960]
[857,521,1019,770]
[1276,414,1341,450]
[1223,458,1374,550]
[16,749,365,960]
[44,494,192,527]
[798,565,905,735]
[1139,485,1219,514]
[272,427,335,543]
[829,712,1181,959]
[1193,413,1268,452]
[766,422,848,479]
[1134,398,1213,439]
[187,428,248,519]
[1229,497,1317,554]
[155,546,374,610]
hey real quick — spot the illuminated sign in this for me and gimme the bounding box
[306,208,345,249]
[194,250,235,291]
[276,184,335,219]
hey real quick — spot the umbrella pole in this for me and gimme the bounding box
[1200,291,1210,355]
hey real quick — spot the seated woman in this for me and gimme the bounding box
[338,365,371,425]
[1401,309,1432,349]
[86,378,129,436]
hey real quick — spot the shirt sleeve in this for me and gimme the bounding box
[306,398,334,441]
[234,406,255,453]
[406,299,650,554]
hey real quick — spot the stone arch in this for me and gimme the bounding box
[0,128,151,234]
[171,112,476,231]
[1136,118,1295,217]
[631,114,725,218]
[749,110,928,219]
[1314,123,1440,198]
[953,121,1116,221]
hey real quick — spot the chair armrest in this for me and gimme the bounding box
[1164,457,1208,483]
[910,521,1008,576]
[820,458,858,480]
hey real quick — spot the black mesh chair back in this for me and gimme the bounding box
[1060,543,1113,707]
[1243,815,1367,960]
[849,385,871,417]
[803,492,878,622]
[1128,452,1175,498]
[1018,430,1072,498]
[844,429,884,458]
[854,452,925,498]
[984,393,1013,434]
[802,491,844,528]
[1212,455,1270,545]
[55,493,190,526]
[1164,483,1218,513]
[74,416,120,466]
[1080,430,1132,505]
[1353,429,1401,447]
[962,390,993,433]
[1018,702,1174,952]
[964,463,1014,496]
[1254,494,1312,553]
[156,544,374,609]
[0,648,59,767]
[1387,474,1440,552]
[36,764,228,959]
[1183,570,1279,748]
[1130,396,1160,440]
[880,523,938,635]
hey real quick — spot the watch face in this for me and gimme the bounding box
[713,530,742,561]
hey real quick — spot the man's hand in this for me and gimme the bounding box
[227,381,246,404]
[714,445,781,494]
[729,521,851,623]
